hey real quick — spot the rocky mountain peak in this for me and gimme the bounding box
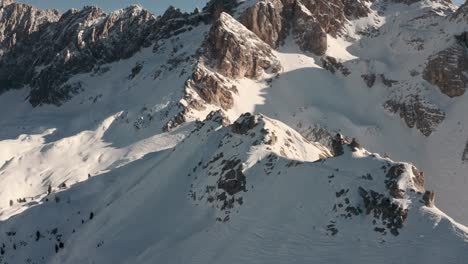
[455,0,468,20]
[239,0,372,55]
[0,0,13,7]
[0,1,60,52]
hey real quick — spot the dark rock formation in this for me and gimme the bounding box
[385,164,406,199]
[321,56,351,75]
[423,39,468,97]
[422,190,435,207]
[358,187,408,236]
[331,133,345,156]
[0,3,208,106]
[231,113,259,134]
[348,138,361,152]
[218,159,246,195]
[343,0,371,19]
[362,73,377,88]
[454,0,468,21]
[384,95,446,137]
[206,110,231,127]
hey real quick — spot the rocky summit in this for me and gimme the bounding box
[0,0,467,263]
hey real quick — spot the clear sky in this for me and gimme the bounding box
[16,0,208,15]
[15,0,466,15]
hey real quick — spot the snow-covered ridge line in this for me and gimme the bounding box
[0,111,466,263]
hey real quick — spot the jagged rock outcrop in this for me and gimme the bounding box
[202,0,240,20]
[454,0,468,21]
[343,0,371,18]
[292,1,328,55]
[384,95,446,136]
[0,0,13,8]
[239,0,372,55]
[206,110,231,127]
[203,12,280,79]
[231,113,259,134]
[423,190,435,207]
[239,0,288,48]
[0,5,158,104]
[358,187,408,236]
[423,37,468,97]
[0,2,59,53]
[166,12,281,130]
[358,163,429,236]
[0,4,208,106]
[187,64,237,110]
[321,56,351,75]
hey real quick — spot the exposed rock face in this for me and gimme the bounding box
[321,56,351,75]
[423,40,468,97]
[358,163,429,236]
[203,0,240,20]
[423,191,435,207]
[454,1,468,21]
[0,2,59,52]
[206,110,231,127]
[188,64,237,110]
[167,12,281,130]
[358,187,408,236]
[292,1,328,56]
[343,0,371,19]
[239,0,372,56]
[0,5,158,104]
[384,95,446,137]
[231,113,259,134]
[385,164,407,199]
[204,12,280,79]
[331,133,346,156]
[411,166,425,193]
[456,31,468,48]
[0,0,11,6]
[239,0,287,48]
[362,73,377,88]
[218,159,247,195]
[0,4,208,106]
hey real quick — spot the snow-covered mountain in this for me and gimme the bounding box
[0,0,467,263]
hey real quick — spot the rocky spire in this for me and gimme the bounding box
[0,0,13,7]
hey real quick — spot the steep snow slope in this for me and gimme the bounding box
[0,113,466,264]
[0,21,208,209]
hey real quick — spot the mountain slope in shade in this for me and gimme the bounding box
[0,113,466,264]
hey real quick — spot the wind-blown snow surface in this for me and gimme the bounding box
[0,113,467,264]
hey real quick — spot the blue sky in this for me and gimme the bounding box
[17,0,208,15]
[16,0,465,15]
